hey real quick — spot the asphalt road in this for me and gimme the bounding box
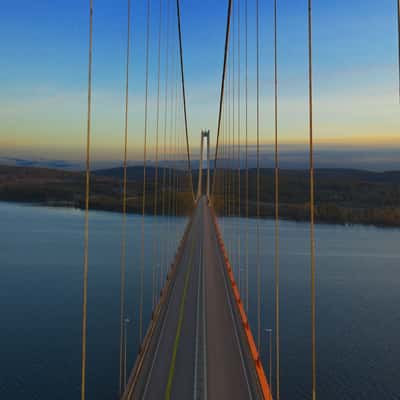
[123,197,262,400]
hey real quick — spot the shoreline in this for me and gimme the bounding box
[2,198,400,230]
[2,165,400,228]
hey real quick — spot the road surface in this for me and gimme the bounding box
[122,196,263,400]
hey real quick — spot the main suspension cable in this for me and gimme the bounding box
[176,0,195,200]
[211,0,233,198]
[80,1,93,399]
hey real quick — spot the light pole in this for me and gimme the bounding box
[265,328,273,389]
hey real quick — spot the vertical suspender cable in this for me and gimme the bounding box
[227,61,231,228]
[397,0,400,101]
[245,0,249,313]
[308,1,317,399]
[273,0,280,398]
[224,81,228,231]
[230,58,233,227]
[232,0,236,275]
[176,0,195,201]
[256,0,261,351]
[140,0,151,345]
[230,44,234,255]
[227,60,230,220]
[230,46,233,235]
[81,2,93,400]
[153,0,163,310]
[118,0,131,394]
[237,0,241,294]
[224,79,228,234]
[224,112,227,226]
[162,0,171,283]
[171,43,177,262]
[176,43,181,263]
[211,0,233,197]
[220,84,223,222]
[173,66,179,242]
[167,46,177,269]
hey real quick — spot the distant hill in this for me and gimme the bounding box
[1,165,400,226]
[0,165,193,215]
[93,166,157,181]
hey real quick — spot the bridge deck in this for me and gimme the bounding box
[122,197,266,400]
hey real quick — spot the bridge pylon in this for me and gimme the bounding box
[196,130,210,201]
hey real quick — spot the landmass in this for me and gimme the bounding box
[1,165,400,227]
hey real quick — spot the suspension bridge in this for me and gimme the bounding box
[77,0,400,399]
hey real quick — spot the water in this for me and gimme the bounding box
[221,217,400,400]
[1,202,399,399]
[0,202,186,400]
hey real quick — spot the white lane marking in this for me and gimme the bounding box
[208,210,253,400]
[202,209,208,400]
[141,228,195,399]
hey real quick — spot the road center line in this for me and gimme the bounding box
[164,229,196,400]
[140,228,193,399]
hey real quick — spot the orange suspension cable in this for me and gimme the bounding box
[228,51,233,254]
[140,0,151,345]
[119,0,131,394]
[173,65,179,244]
[80,1,93,399]
[256,0,261,352]
[244,0,249,313]
[167,38,178,276]
[152,0,163,311]
[162,0,171,283]
[211,0,233,197]
[273,0,280,398]
[308,1,317,399]
[231,35,235,263]
[237,0,242,295]
[227,56,231,225]
[397,0,400,101]
[223,81,228,236]
[176,0,195,200]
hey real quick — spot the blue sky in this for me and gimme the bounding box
[1,0,399,169]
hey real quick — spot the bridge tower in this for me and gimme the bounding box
[196,130,211,200]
